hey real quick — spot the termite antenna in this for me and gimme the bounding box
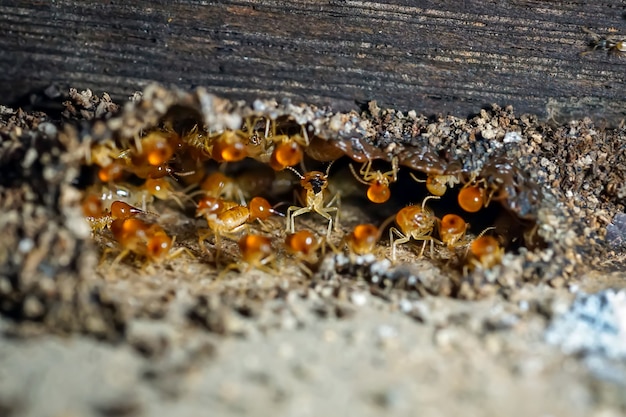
[325,160,335,176]
[422,195,441,209]
[286,166,305,180]
[349,163,370,185]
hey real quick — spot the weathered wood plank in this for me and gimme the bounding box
[1,0,625,123]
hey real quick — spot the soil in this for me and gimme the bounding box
[1,86,625,417]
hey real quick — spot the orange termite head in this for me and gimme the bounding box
[143,177,171,200]
[439,214,467,246]
[367,180,391,203]
[211,132,247,162]
[110,200,144,219]
[201,172,231,195]
[271,141,303,169]
[249,196,273,221]
[110,217,149,242]
[142,131,174,166]
[146,228,173,261]
[346,223,379,255]
[285,230,319,257]
[238,234,273,264]
[458,185,485,213]
[469,235,503,268]
[426,176,447,196]
[196,196,225,217]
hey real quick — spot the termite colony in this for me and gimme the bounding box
[80,86,550,295]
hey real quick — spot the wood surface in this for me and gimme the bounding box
[1,0,625,123]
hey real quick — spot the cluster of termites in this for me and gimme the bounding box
[82,114,511,279]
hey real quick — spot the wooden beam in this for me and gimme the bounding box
[1,1,625,124]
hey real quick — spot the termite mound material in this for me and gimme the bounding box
[0,84,622,338]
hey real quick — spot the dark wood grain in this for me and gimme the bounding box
[1,0,625,122]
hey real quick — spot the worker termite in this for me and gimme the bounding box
[581,27,626,56]
[457,183,486,213]
[411,172,460,197]
[82,193,146,232]
[190,171,247,205]
[344,223,381,256]
[248,196,285,232]
[457,176,505,213]
[286,163,340,238]
[197,199,250,259]
[438,214,469,249]
[210,130,249,163]
[284,229,324,276]
[349,158,398,203]
[132,130,176,167]
[268,123,309,171]
[218,234,276,278]
[466,234,504,270]
[141,177,191,209]
[107,217,185,266]
[389,196,440,262]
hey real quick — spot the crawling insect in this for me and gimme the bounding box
[466,234,504,270]
[438,214,469,249]
[197,198,250,258]
[248,196,285,232]
[389,196,440,262]
[286,164,340,238]
[141,177,192,209]
[349,158,398,203]
[344,223,381,256]
[82,194,146,232]
[581,27,626,56]
[190,171,247,205]
[219,234,276,278]
[268,123,310,171]
[108,217,185,266]
[132,130,176,167]
[211,130,249,163]
[411,172,460,197]
[284,230,324,276]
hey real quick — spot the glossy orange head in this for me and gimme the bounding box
[272,141,303,168]
[367,181,391,203]
[249,197,272,221]
[347,224,379,255]
[458,185,485,213]
[110,200,143,219]
[285,230,318,256]
[211,133,247,162]
[111,218,149,243]
[238,234,273,264]
[146,229,173,260]
[201,172,231,195]
[469,235,503,268]
[196,196,225,217]
[142,132,174,166]
[426,176,447,196]
[439,214,467,246]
